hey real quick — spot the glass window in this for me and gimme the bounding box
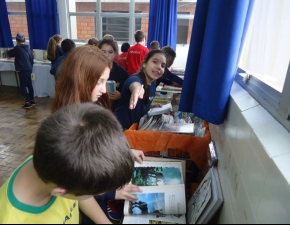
[102,16,130,42]
[236,0,290,131]
[177,0,196,44]
[71,16,95,40]
[101,0,130,12]
[6,1,28,39]
[239,0,290,93]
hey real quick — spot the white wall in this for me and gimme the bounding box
[210,81,290,223]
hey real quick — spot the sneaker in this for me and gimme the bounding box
[107,200,124,222]
[30,100,36,106]
[22,102,32,109]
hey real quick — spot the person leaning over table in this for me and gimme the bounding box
[0,102,136,224]
[114,49,166,130]
[156,46,183,88]
[7,32,35,109]
[51,44,145,223]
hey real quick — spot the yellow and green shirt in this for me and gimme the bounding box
[0,156,79,224]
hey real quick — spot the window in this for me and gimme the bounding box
[5,0,28,39]
[177,0,196,44]
[236,0,290,132]
[66,0,195,45]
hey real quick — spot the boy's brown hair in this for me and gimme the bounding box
[34,103,134,196]
[134,30,146,43]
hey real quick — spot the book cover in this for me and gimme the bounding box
[187,167,224,224]
[107,80,116,93]
[123,158,187,223]
[161,123,195,134]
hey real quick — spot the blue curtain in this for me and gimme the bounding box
[179,0,255,124]
[25,0,59,50]
[0,1,13,47]
[147,0,177,50]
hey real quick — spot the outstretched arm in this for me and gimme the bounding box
[129,82,144,110]
[79,197,112,224]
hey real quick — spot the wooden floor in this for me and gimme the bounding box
[0,85,53,186]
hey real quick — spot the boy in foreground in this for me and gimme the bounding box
[0,103,136,224]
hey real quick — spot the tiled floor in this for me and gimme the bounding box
[0,86,53,186]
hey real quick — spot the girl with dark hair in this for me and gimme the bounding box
[98,38,129,112]
[115,50,166,130]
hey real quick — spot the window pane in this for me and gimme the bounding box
[177,18,193,45]
[6,1,28,39]
[70,1,96,12]
[71,16,95,40]
[102,17,129,42]
[178,0,197,14]
[238,0,290,92]
[135,0,150,13]
[177,0,196,44]
[135,17,148,41]
[101,0,130,12]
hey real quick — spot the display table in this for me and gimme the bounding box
[0,59,55,98]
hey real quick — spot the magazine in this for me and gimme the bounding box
[122,158,187,224]
[147,103,172,116]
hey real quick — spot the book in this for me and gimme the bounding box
[123,213,186,224]
[106,80,116,93]
[122,157,187,224]
[147,103,172,116]
[187,167,224,224]
[160,123,195,134]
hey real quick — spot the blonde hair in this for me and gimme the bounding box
[47,34,63,61]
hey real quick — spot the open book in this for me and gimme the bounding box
[122,157,187,224]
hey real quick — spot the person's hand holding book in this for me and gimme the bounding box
[131,149,145,164]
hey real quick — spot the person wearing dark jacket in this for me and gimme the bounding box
[50,38,76,81]
[98,38,129,112]
[7,32,35,109]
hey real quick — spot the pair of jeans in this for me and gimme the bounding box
[18,70,34,102]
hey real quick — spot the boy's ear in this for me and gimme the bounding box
[51,187,68,196]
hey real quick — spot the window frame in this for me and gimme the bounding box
[235,61,290,133]
[64,0,194,45]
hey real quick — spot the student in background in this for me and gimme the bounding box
[88,37,99,46]
[115,50,166,130]
[126,30,149,75]
[51,45,145,223]
[156,46,183,87]
[103,34,119,62]
[46,34,64,65]
[50,38,76,81]
[116,42,130,70]
[149,40,160,51]
[98,38,129,112]
[7,32,35,109]
[0,102,136,224]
